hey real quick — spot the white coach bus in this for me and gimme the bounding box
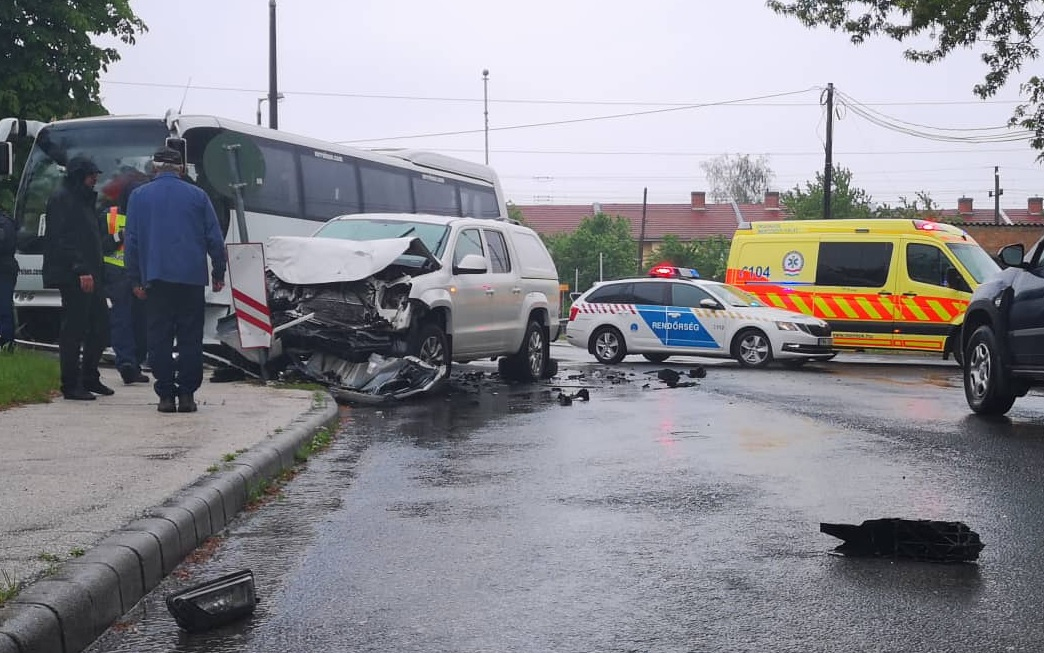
[0,111,507,344]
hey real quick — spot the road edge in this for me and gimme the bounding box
[0,394,340,653]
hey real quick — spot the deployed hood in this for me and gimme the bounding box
[266,236,440,285]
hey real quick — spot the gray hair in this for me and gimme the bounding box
[154,162,183,175]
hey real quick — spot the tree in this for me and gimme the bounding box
[0,2,147,208]
[506,202,525,224]
[700,154,774,203]
[781,165,875,220]
[766,1,1044,156]
[874,191,940,219]
[543,213,635,293]
[643,234,732,282]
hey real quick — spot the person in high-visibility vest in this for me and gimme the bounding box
[104,167,151,384]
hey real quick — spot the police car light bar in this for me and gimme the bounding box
[649,264,700,279]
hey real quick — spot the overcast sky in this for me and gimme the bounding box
[97,0,1041,212]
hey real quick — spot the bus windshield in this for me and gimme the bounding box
[14,119,171,254]
[313,217,451,259]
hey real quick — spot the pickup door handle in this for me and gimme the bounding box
[667,312,681,318]
[512,287,522,294]
[485,288,495,296]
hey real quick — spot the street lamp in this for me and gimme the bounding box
[482,69,489,165]
[256,93,284,126]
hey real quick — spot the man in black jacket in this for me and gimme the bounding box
[42,156,115,400]
[0,207,17,352]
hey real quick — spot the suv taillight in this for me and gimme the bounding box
[569,305,579,321]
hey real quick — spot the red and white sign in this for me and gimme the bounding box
[226,242,272,349]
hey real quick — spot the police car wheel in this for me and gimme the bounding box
[643,354,670,364]
[591,326,627,365]
[733,328,773,369]
[963,325,1017,415]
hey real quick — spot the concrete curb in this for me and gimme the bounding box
[0,395,339,653]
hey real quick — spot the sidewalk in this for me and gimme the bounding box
[0,365,340,653]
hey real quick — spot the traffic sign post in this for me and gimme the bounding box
[226,243,273,379]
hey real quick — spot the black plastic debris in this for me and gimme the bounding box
[166,569,258,632]
[820,518,985,563]
[556,388,591,406]
[688,366,707,379]
[657,369,681,387]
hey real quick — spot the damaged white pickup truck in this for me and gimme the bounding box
[222,213,561,403]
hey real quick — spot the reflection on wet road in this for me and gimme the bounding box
[88,355,1044,653]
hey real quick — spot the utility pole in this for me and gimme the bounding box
[482,69,490,165]
[823,82,835,218]
[268,0,279,129]
[990,166,1004,225]
[636,187,648,273]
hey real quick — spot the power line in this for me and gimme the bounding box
[100,78,1026,108]
[336,88,820,143]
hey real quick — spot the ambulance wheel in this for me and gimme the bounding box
[591,326,627,365]
[643,354,670,364]
[964,325,1017,416]
[733,328,773,369]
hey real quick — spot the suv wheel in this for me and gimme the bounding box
[411,322,451,372]
[500,320,547,382]
[591,326,626,364]
[733,328,773,369]
[964,325,1017,415]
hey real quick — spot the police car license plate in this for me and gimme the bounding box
[818,337,832,347]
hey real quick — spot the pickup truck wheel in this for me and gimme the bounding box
[964,325,1017,416]
[591,326,626,364]
[411,322,451,373]
[501,320,548,382]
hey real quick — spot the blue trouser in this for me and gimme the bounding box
[146,281,205,399]
[105,264,147,370]
[0,275,14,345]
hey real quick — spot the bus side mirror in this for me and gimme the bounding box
[0,142,12,177]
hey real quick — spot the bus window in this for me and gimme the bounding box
[413,174,460,216]
[460,184,500,218]
[243,141,300,217]
[360,165,412,213]
[301,151,361,221]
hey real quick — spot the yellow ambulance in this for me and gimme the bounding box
[725,219,1000,360]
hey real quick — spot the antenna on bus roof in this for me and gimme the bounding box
[178,77,193,114]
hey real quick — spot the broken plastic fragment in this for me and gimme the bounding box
[820,518,985,563]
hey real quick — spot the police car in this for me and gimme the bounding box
[565,265,834,368]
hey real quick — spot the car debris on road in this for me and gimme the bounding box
[820,518,985,563]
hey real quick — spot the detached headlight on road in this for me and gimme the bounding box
[166,569,258,632]
[775,321,799,331]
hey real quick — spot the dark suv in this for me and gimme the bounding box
[961,236,1044,415]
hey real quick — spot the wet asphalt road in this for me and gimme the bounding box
[88,347,1044,653]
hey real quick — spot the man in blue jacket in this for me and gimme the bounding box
[124,147,226,413]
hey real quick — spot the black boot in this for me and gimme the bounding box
[63,388,96,401]
[177,394,197,413]
[83,380,115,396]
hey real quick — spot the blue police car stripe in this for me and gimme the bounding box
[636,306,720,348]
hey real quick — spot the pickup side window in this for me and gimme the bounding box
[484,230,511,273]
[816,242,893,287]
[453,228,485,267]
